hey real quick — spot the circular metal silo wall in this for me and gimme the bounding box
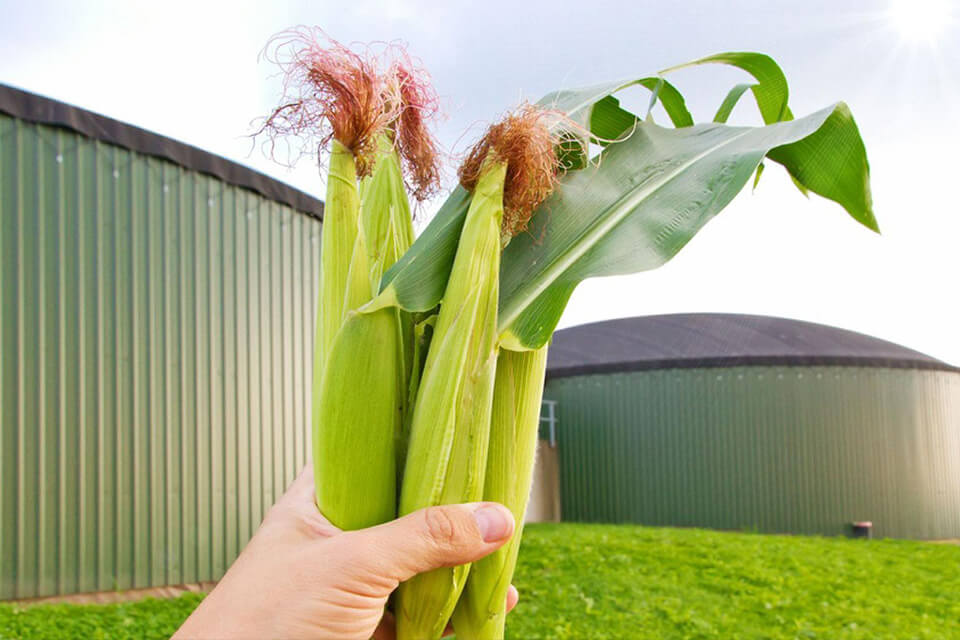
[543,315,960,539]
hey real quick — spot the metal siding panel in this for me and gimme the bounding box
[292,215,304,474]
[270,206,283,503]
[20,121,40,597]
[302,216,313,471]
[162,162,182,586]
[193,176,211,583]
[222,187,238,571]
[260,206,274,515]
[147,156,165,588]
[179,168,198,584]
[130,149,149,589]
[257,204,272,520]
[53,131,69,594]
[92,136,114,594]
[247,201,264,530]
[281,211,294,488]
[0,115,17,599]
[84,148,101,591]
[207,177,225,580]
[38,126,58,596]
[111,143,134,592]
[235,194,251,549]
[274,207,285,501]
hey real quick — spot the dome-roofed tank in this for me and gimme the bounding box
[543,314,960,539]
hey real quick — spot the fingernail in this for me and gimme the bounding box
[473,504,513,542]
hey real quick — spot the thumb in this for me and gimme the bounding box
[346,502,515,584]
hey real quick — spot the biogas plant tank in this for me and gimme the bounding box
[540,313,960,540]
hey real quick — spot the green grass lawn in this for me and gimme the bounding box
[2,523,958,639]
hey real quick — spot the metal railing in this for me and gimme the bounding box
[540,399,558,447]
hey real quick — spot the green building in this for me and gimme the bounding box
[543,314,960,539]
[1,85,322,600]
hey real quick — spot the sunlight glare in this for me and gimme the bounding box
[887,0,955,44]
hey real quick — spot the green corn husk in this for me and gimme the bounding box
[315,305,403,529]
[313,140,416,530]
[451,345,549,640]
[361,135,416,288]
[398,314,436,479]
[313,140,362,382]
[360,136,419,479]
[311,140,363,520]
[395,161,507,640]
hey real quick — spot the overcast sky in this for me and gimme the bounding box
[2,0,958,364]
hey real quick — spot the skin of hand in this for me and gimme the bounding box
[173,464,519,640]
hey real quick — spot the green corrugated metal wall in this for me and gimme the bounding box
[546,366,960,539]
[0,113,320,599]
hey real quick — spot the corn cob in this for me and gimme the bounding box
[395,161,507,640]
[308,140,373,522]
[319,60,441,523]
[306,83,395,528]
[446,105,561,640]
[395,104,562,640]
[360,137,421,483]
[315,139,420,529]
[451,345,549,640]
[258,31,440,530]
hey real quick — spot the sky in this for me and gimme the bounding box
[1,0,958,365]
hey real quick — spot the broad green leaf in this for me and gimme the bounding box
[545,76,693,170]
[538,76,692,132]
[636,77,694,128]
[663,52,792,124]
[767,103,877,231]
[589,95,638,142]
[663,52,834,201]
[497,105,861,350]
[375,56,876,352]
[376,103,874,349]
[379,75,691,305]
[714,83,757,123]
[537,78,636,130]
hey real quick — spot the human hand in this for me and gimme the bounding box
[173,464,519,639]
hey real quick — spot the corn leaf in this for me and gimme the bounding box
[659,52,823,198]
[539,76,693,132]
[374,72,694,312]
[498,104,870,350]
[373,55,875,352]
[544,76,692,172]
[766,103,876,231]
[714,83,757,123]
[662,52,792,125]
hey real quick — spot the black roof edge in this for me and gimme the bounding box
[547,355,960,380]
[0,83,323,221]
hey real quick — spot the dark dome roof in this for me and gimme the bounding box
[546,313,956,378]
